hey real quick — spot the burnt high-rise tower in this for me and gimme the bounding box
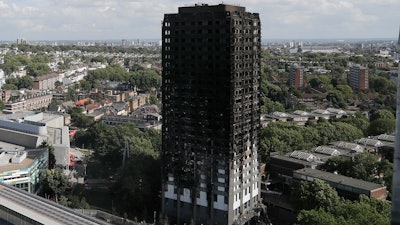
[161,4,262,225]
[391,26,400,225]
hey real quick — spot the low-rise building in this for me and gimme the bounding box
[128,94,147,111]
[101,114,161,130]
[0,89,11,102]
[4,93,52,113]
[0,146,48,193]
[262,108,348,127]
[0,112,70,167]
[269,151,324,178]
[33,73,59,90]
[293,168,387,200]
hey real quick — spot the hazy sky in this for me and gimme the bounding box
[0,0,399,41]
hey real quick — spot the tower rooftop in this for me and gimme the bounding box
[178,4,246,13]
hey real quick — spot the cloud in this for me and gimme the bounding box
[0,0,398,40]
[0,0,8,9]
[275,13,312,25]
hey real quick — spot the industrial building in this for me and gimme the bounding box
[161,4,263,225]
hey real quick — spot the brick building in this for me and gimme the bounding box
[33,73,59,90]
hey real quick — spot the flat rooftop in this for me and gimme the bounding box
[0,141,25,151]
[178,4,246,13]
[294,168,385,191]
[0,148,44,173]
[0,111,62,124]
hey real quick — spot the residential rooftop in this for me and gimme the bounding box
[294,168,385,191]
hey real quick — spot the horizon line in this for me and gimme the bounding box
[0,37,397,42]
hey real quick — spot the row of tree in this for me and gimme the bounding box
[84,64,161,92]
[38,122,161,220]
[321,153,393,197]
[0,53,51,76]
[2,76,33,90]
[11,43,161,55]
[292,179,391,225]
[260,108,396,162]
[73,122,161,220]
[260,119,363,162]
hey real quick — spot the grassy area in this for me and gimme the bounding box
[77,183,117,213]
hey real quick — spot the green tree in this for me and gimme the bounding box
[5,77,19,86]
[54,80,62,88]
[314,121,363,145]
[309,77,322,89]
[297,196,391,225]
[326,90,347,108]
[39,168,69,201]
[337,116,369,136]
[370,109,394,121]
[86,64,130,85]
[31,53,51,63]
[0,54,22,74]
[370,74,396,95]
[112,153,161,221]
[291,179,340,211]
[321,156,352,175]
[368,118,395,136]
[90,55,107,63]
[145,129,162,153]
[378,160,393,197]
[261,80,287,102]
[329,197,390,225]
[309,75,332,90]
[260,120,363,160]
[332,122,363,142]
[26,63,51,77]
[129,69,161,92]
[39,141,56,169]
[80,80,92,91]
[260,122,312,155]
[349,153,378,181]
[1,83,18,90]
[66,86,77,101]
[18,76,33,89]
[48,145,57,169]
[297,208,343,225]
[336,84,353,99]
[322,153,389,186]
[76,123,160,175]
[66,195,90,209]
[147,95,159,105]
[68,107,92,128]
[260,97,285,114]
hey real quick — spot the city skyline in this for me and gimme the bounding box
[0,0,399,41]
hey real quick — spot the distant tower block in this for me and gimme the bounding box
[289,63,305,89]
[349,65,369,91]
